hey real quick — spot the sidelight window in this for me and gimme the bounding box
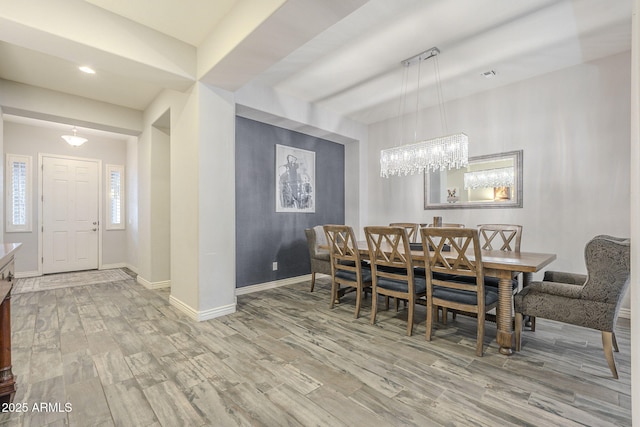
[6,154,32,232]
[106,164,125,230]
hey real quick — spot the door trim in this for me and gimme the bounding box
[38,153,103,276]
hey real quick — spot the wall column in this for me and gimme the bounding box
[167,83,236,319]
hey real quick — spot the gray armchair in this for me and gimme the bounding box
[304,226,331,292]
[514,235,630,378]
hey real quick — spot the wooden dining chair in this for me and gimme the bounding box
[389,223,419,243]
[364,226,426,336]
[420,227,499,356]
[323,225,372,319]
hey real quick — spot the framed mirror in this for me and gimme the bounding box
[424,150,523,209]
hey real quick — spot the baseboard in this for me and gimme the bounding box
[235,274,315,295]
[619,308,630,319]
[14,270,40,279]
[136,275,171,290]
[124,264,138,274]
[169,295,237,321]
[101,263,126,270]
[101,263,138,273]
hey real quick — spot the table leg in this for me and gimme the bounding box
[497,275,514,355]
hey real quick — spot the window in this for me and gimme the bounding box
[6,154,32,232]
[106,164,125,230]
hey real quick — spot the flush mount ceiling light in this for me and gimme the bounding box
[61,127,88,147]
[380,47,468,178]
[79,66,96,74]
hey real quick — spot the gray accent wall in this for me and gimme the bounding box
[235,117,345,287]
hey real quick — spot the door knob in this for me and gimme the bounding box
[92,228,97,231]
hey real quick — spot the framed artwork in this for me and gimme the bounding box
[275,144,315,213]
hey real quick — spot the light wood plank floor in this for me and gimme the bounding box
[0,273,631,426]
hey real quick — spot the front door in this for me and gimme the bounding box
[42,156,99,274]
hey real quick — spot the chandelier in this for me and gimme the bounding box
[61,127,88,147]
[380,47,468,178]
[464,167,514,189]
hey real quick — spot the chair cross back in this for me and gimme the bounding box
[325,225,361,267]
[389,223,419,243]
[478,224,522,252]
[368,229,411,270]
[423,229,482,286]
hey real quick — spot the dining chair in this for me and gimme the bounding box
[364,226,426,336]
[323,225,372,318]
[389,223,419,243]
[304,226,332,292]
[420,227,499,356]
[514,235,630,378]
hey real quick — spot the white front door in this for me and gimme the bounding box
[42,156,99,274]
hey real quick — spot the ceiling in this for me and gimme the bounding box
[0,0,632,133]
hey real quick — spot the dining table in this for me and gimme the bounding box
[355,240,556,355]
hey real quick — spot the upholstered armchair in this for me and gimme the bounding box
[304,226,332,292]
[514,235,630,378]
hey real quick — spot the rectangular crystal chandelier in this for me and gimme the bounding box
[380,47,468,178]
[380,133,468,177]
[463,167,514,189]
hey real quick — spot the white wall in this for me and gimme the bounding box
[126,136,139,272]
[368,52,631,283]
[3,121,129,274]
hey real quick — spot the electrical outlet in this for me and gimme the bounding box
[272,262,278,271]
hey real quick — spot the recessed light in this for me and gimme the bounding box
[481,70,496,79]
[79,66,96,74]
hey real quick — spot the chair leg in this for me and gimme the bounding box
[514,313,523,351]
[354,286,362,319]
[442,308,448,325]
[310,272,316,292]
[476,311,485,357]
[612,332,619,352]
[370,291,378,325]
[385,296,390,310]
[602,331,619,379]
[330,280,337,309]
[426,306,434,341]
[406,300,414,336]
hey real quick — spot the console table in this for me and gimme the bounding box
[0,243,21,404]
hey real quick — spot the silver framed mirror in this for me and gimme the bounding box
[424,150,523,209]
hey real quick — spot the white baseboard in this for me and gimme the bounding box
[124,264,138,274]
[101,263,137,273]
[169,295,237,321]
[235,274,314,295]
[101,263,126,270]
[136,275,171,290]
[619,308,630,319]
[14,270,40,279]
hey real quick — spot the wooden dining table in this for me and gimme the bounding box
[355,240,556,355]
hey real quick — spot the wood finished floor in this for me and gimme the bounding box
[0,273,631,426]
